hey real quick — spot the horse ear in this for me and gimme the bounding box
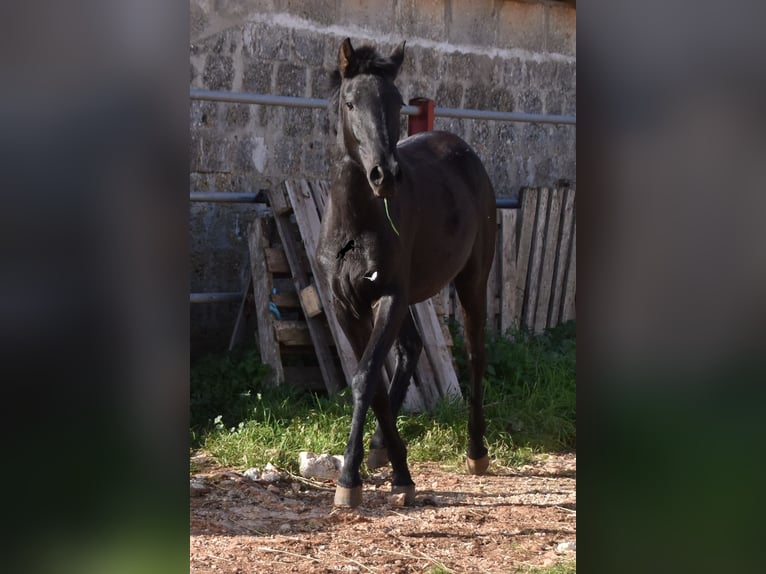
[338,38,354,78]
[389,41,405,76]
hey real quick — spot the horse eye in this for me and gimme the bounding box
[345,101,354,110]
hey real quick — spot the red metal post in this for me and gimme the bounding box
[407,97,435,135]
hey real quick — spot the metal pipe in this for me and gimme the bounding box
[496,198,520,209]
[190,192,263,203]
[190,292,242,304]
[434,106,576,125]
[190,89,327,109]
[190,89,575,125]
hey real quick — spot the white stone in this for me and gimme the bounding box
[299,451,344,481]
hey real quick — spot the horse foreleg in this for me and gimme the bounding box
[368,308,422,469]
[335,295,409,507]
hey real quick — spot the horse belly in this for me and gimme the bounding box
[407,230,475,303]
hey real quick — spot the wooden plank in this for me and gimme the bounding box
[412,299,462,401]
[228,272,252,352]
[269,187,344,394]
[265,246,311,275]
[274,320,312,346]
[485,224,500,331]
[549,188,576,327]
[514,188,537,328]
[265,247,289,274]
[299,284,323,318]
[499,209,519,333]
[283,180,358,388]
[248,218,283,386]
[561,219,576,322]
[523,188,549,332]
[271,290,300,308]
[268,185,292,215]
[534,188,563,333]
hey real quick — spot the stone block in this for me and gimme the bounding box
[436,82,464,108]
[242,61,273,94]
[286,0,339,26]
[243,21,289,61]
[203,54,234,90]
[275,62,306,97]
[302,141,329,179]
[293,29,325,67]
[546,3,576,56]
[337,0,396,35]
[496,1,545,52]
[395,0,447,42]
[283,108,314,137]
[463,84,488,110]
[225,104,251,130]
[448,0,498,46]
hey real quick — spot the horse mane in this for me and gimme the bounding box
[328,45,401,110]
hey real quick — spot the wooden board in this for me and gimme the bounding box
[499,209,519,333]
[549,188,576,327]
[514,188,537,329]
[562,218,576,322]
[534,188,563,333]
[523,188,549,332]
[248,218,283,386]
[274,320,312,346]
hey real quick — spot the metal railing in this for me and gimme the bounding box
[190,89,576,125]
[190,87,563,304]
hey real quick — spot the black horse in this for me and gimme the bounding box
[316,38,497,507]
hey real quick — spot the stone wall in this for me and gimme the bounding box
[190,0,576,353]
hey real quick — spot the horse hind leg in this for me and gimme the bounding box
[454,267,491,476]
[367,309,422,469]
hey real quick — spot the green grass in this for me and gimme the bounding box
[191,321,575,473]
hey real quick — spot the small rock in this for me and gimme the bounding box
[190,478,210,497]
[279,523,291,533]
[267,484,281,495]
[260,462,283,482]
[556,541,576,553]
[243,468,260,481]
[388,492,407,507]
[299,451,344,481]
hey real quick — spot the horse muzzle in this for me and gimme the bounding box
[368,161,399,198]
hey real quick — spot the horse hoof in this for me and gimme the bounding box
[334,485,363,508]
[366,448,390,469]
[466,454,490,475]
[391,484,416,506]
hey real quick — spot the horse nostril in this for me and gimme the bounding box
[370,165,384,186]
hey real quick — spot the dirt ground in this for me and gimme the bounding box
[190,452,576,573]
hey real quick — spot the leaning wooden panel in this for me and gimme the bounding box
[534,188,564,333]
[412,299,462,402]
[549,188,576,327]
[499,209,519,333]
[523,188,550,332]
[562,219,577,322]
[514,189,538,328]
[248,218,284,386]
[485,223,501,331]
[283,180,358,388]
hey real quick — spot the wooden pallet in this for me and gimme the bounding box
[247,215,338,392]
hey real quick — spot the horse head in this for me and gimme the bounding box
[334,38,405,199]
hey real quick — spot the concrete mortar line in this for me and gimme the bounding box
[218,11,576,65]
